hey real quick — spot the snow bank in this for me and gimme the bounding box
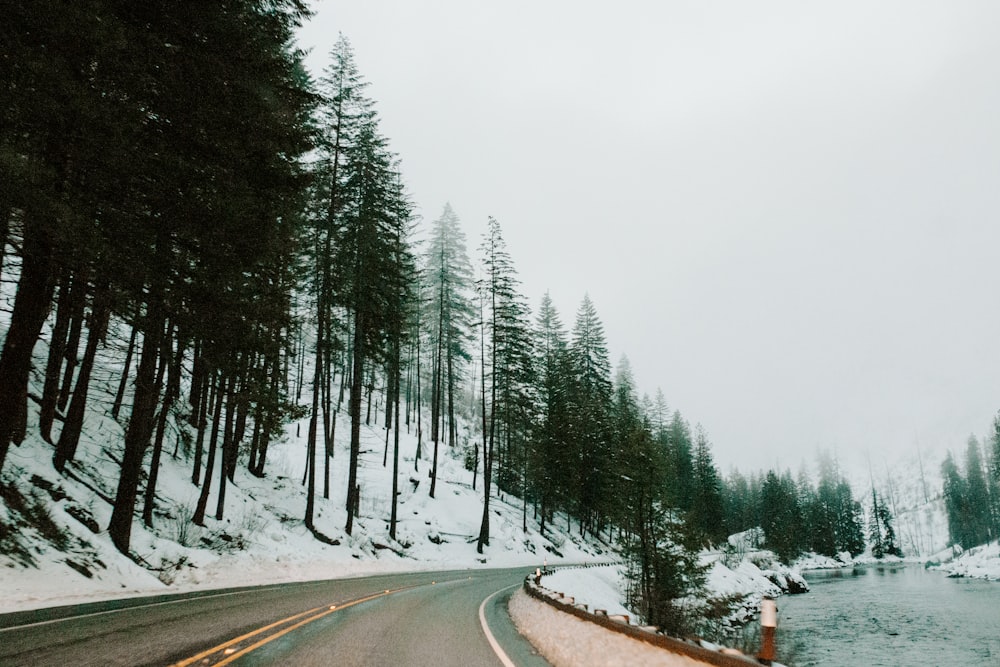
[935,541,1000,581]
[794,551,853,570]
[541,565,632,617]
[509,589,717,667]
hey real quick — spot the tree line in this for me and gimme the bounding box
[941,415,1000,550]
[0,3,723,571]
[719,454,899,564]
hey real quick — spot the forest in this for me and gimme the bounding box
[7,1,999,630]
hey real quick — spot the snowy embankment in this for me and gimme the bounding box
[509,589,714,667]
[512,541,806,662]
[934,541,1000,581]
[511,559,797,667]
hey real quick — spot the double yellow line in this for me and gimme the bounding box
[170,588,403,667]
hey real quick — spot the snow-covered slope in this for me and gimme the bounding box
[0,321,605,613]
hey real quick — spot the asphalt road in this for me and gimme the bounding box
[0,567,551,666]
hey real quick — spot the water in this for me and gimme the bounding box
[778,565,1000,666]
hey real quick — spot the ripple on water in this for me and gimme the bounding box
[779,566,1000,667]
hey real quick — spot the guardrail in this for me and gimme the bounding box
[523,569,774,667]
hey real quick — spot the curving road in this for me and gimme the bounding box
[0,567,550,666]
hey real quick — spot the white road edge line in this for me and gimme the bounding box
[0,585,287,633]
[479,583,521,667]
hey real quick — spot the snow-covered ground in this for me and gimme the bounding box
[534,547,807,640]
[934,541,1000,581]
[509,589,719,667]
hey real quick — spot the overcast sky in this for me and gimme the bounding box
[296,1,1000,475]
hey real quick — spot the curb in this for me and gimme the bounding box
[523,570,770,667]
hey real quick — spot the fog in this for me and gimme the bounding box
[297,1,1000,474]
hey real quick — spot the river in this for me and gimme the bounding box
[777,564,1000,666]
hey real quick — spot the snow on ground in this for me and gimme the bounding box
[935,541,1000,581]
[535,549,807,645]
[508,589,716,667]
[541,566,632,617]
[794,552,853,570]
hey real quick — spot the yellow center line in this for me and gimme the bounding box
[212,591,392,666]
[170,606,326,667]
[170,585,421,667]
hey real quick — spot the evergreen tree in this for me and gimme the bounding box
[530,292,572,535]
[964,436,993,546]
[942,450,969,547]
[423,203,474,497]
[688,425,726,545]
[567,294,613,537]
[760,469,804,563]
[664,411,695,511]
[990,413,1000,540]
[477,217,533,551]
[331,113,404,536]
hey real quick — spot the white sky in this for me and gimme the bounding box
[296,1,1000,475]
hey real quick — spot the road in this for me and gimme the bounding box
[0,566,550,666]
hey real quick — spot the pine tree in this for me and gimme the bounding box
[476,217,534,552]
[689,425,726,545]
[963,436,993,546]
[990,413,1000,540]
[332,114,404,536]
[760,469,804,563]
[942,450,969,548]
[530,292,572,535]
[567,294,613,537]
[423,204,474,498]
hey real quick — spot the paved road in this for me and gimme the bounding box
[0,567,551,666]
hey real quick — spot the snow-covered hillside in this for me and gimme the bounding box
[0,320,606,613]
[841,447,951,559]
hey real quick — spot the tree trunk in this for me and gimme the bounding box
[191,372,212,486]
[389,340,401,540]
[108,295,164,554]
[430,303,444,498]
[56,270,88,413]
[54,288,110,472]
[143,334,182,527]
[345,311,365,535]
[0,222,55,471]
[215,375,236,521]
[39,271,73,442]
[111,321,139,422]
[193,372,226,526]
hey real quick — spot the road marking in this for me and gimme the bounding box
[0,586,288,633]
[168,604,328,667]
[479,583,520,667]
[171,588,410,667]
